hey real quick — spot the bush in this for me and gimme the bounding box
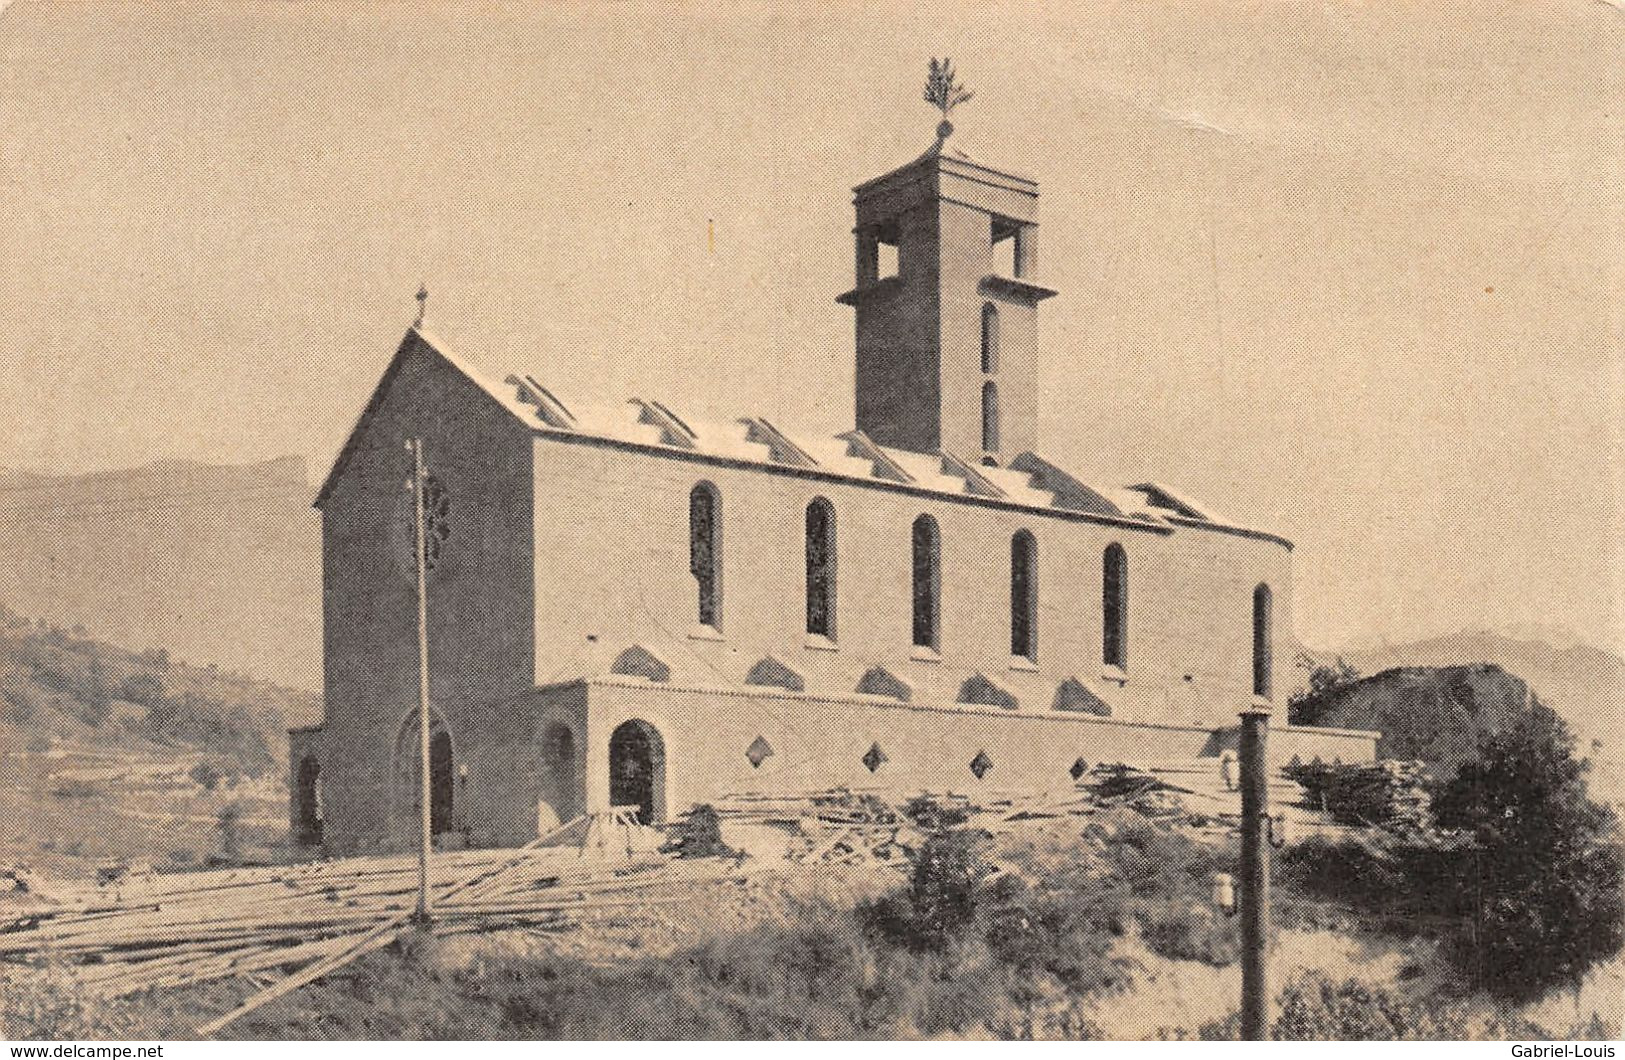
[1428,705,1624,1000]
[1284,704,1624,1002]
[660,804,740,859]
[862,829,995,952]
[189,760,225,791]
[1194,973,1622,1041]
[1287,654,1360,726]
[1274,974,1428,1040]
[902,794,970,832]
[982,883,1127,996]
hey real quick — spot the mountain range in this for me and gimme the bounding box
[0,457,320,690]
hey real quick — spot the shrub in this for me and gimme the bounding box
[1284,760,1432,834]
[189,760,225,791]
[1427,705,1624,1001]
[902,794,970,832]
[862,829,995,952]
[1274,974,1425,1040]
[660,804,740,859]
[1194,973,1622,1041]
[981,884,1130,996]
[1287,654,1360,726]
[1284,704,1624,1002]
[50,778,101,799]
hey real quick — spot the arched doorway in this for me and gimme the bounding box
[537,722,579,832]
[393,712,457,843]
[608,719,665,825]
[294,756,322,846]
[429,729,454,837]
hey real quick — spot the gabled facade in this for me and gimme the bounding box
[295,124,1376,855]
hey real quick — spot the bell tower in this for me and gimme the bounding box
[838,61,1056,463]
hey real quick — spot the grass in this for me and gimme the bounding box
[0,747,287,879]
[1186,973,1622,1041]
[170,815,1238,1039]
[14,804,1608,1040]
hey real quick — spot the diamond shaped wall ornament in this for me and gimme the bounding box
[862,742,888,773]
[1069,757,1089,781]
[969,750,994,780]
[746,735,774,769]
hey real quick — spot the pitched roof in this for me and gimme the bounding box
[314,328,1289,547]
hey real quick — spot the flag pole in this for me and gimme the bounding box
[410,438,433,922]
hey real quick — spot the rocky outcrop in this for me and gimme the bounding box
[1292,664,1536,772]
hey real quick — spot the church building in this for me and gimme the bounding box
[290,86,1376,854]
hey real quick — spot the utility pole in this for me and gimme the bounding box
[409,438,433,922]
[1238,702,1272,1039]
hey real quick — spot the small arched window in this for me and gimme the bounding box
[1253,584,1273,699]
[1103,543,1127,669]
[544,723,575,765]
[1010,530,1037,661]
[982,381,1000,454]
[689,482,721,628]
[981,303,999,373]
[911,514,941,650]
[805,498,836,638]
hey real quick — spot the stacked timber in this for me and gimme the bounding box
[703,789,921,867]
[1282,759,1433,833]
[0,818,752,1002]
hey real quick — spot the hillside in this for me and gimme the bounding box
[0,604,318,772]
[0,457,320,689]
[1296,629,1624,762]
[1289,663,1537,772]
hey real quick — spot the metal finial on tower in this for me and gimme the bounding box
[413,283,428,328]
[923,58,974,142]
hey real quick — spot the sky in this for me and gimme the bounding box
[1,0,1621,655]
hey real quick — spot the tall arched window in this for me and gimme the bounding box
[806,498,836,638]
[982,381,1000,454]
[1103,543,1127,669]
[689,482,721,628]
[1253,583,1273,699]
[911,514,941,650]
[1010,530,1037,661]
[981,302,999,373]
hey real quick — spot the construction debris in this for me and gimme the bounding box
[1282,759,1434,833]
[0,761,1361,1036]
[0,812,754,1033]
[662,805,743,860]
